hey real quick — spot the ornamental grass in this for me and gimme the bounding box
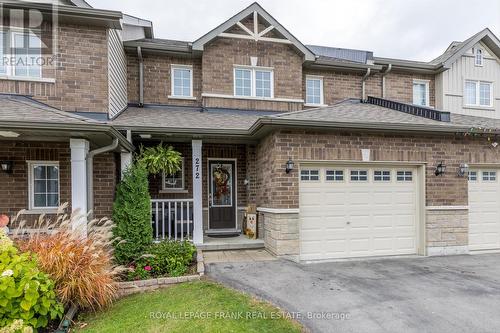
[12,203,126,311]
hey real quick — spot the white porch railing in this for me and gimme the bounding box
[151,199,194,241]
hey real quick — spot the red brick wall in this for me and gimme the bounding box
[385,72,435,106]
[0,141,117,226]
[201,38,304,111]
[256,129,499,208]
[127,53,202,106]
[0,23,110,113]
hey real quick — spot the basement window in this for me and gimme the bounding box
[28,161,60,210]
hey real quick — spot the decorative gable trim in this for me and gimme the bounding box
[443,28,500,68]
[192,2,315,61]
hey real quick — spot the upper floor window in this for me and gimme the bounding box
[0,29,42,78]
[412,80,429,106]
[465,80,492,107]
[234,66,273,98]
[475,48,483,66]
[306,76,324,106]
[170,65,193,98]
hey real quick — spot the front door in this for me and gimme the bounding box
[209,160,236,230]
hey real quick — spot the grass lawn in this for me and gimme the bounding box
[76,280,304,333]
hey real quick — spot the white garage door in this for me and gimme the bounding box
[468,169,500,251]
[299,165,418,261]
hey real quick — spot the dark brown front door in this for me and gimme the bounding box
[209,160,236,229]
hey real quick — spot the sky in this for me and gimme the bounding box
[88,0,500,61]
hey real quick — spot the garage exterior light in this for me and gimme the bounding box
[435,161,446,176]
[0,161,13,174]
[458,163,469,177]
[285,159,294,174]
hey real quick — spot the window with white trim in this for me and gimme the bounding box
[162,158,185,191]
[0,30,42,78]
[28,162,59,210]
[482,171,497,182]
[374,170,391,182]
[171,65,193,98]
[413,80,429,106]
[300,169,319,181]
[306,76,323,105]
[396,171,413,181]
[465,80,492,107]
[350,170,368,181]
[326,170,343,181]
[475,48,483,66]
[234,66,273,98]
[468,171,478,181]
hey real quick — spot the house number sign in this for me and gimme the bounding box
[194,157,200,179]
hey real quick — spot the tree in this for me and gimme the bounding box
[112,162,152,265]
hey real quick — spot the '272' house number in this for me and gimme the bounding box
[194,157,200,179]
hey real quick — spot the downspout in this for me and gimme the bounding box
[361,68,371,101]
[380,64,392,98]
[137,46,144,107]
[86,138,119,219]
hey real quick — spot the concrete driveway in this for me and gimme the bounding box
[206,253,500,333]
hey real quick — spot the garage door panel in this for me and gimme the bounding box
[468,169,500,251]
[300,164,418,260]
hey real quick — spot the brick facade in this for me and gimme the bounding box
[256,130,498,208]
[0,23,110,113]
[127,53,202,106]
[0,141,117,227]
[385,72,436,106]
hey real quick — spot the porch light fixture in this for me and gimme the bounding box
[285,159,294,174]
[435,161,446,176]
[458,163,469,177]
[0,161,13,174]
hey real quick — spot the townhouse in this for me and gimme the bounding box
[1,1,500,261]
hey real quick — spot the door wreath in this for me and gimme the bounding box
[213,165,230,199]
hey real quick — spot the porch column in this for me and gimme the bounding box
[120,130,132,179]
[192,139,203,244]
[70,138,89,236]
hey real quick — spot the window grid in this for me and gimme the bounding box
[31,163,59,209]
[465,80,492,107]
[396,171,413,182]
[162,158,185,190]
[374,170,391,182]
[468,171,478,181]
[0,30,42,78]
[326,170,344,181]
[300,170,319,181]
[350,170,368,181]
[234,67,273,98]
[306,77,323,105]
[172,66,192,97]
[475,49,483,66]
[482,171,497,182]
[0,32,6,75]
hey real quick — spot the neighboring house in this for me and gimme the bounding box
[2,1,500,262]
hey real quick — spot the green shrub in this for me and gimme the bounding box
[112,162,153,265]
[0,230,63,331]
[128,240,196,280]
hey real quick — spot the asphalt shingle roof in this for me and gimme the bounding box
[0,94,100,125]
[112,105,278,131]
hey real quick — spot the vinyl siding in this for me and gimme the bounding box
[108,29,128,118]
[438,42,500,118]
